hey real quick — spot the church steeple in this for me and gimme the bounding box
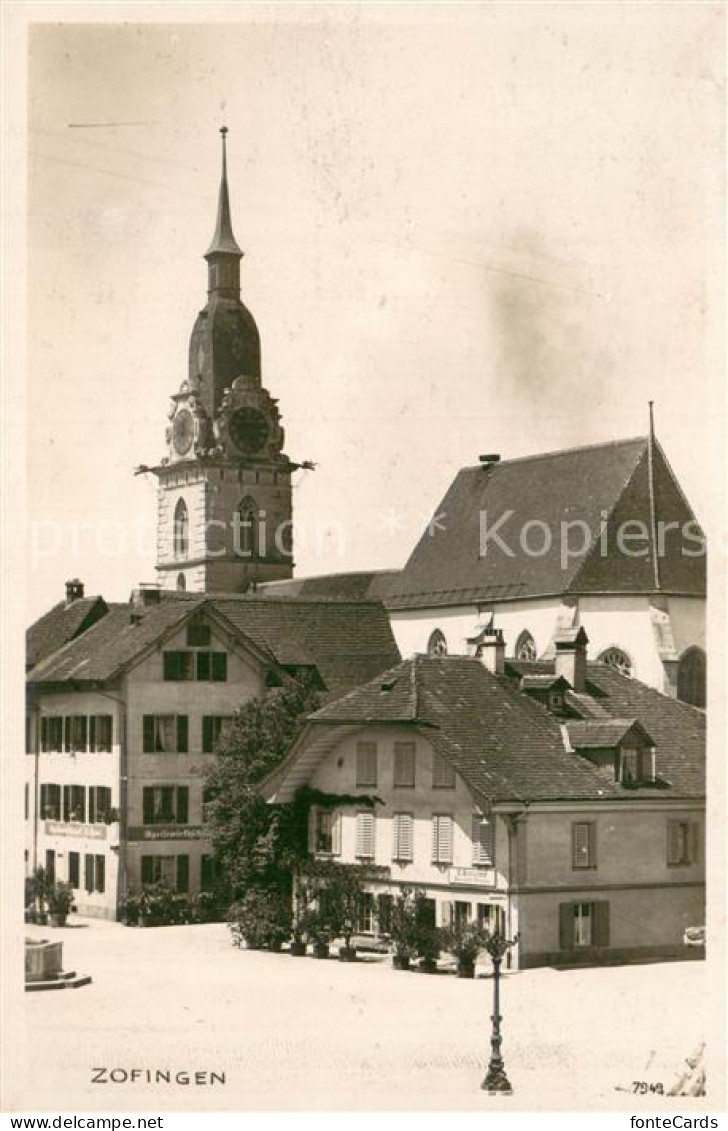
[204,127,243,298]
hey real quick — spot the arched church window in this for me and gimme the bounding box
[427,629,448,657]
[677,647,706,708]
[597,646,633,678]
[515,630,537,662]
[173,498,189,559]
[237,497,258,558]
[176,573,186,592]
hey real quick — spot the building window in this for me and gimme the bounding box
[597,647,633,678]
[163,651,194,680]
[357,892,375,934]
[141,855,188,893]
[45,850,55,883]
[427,629,448,657]
[571,821,597,869]
[201,855,217,892]
[89,716,113,752]
[515,630,537,662]
[202,716,233,754]
[377,893,394,934]
[472,814,495,866]
[176,573,186,592]
[68,852,80,888]
[355,811,376,859]
[392,813,414,862]
[143,715,189,754]
[41,717,64,752]
[618,747,656,785]
[677,648,706,709]
[197,651,228,681]
[84,854,105,895]
[310,808,341,855]
[393,741,415,788]
[559,901,610,950]
[356,741,378,787]
[62,785,86,823]
[454,900,471,925]
[477,903,504,933]
[432,814,453,864]
[142,786,189,826]
[173,498,189,559]
[432,752,456,789]
[164,651,227,681]
[39,784,61,821]
[237,497,258,558]
[667,820,699,866]
[88,786,113,824]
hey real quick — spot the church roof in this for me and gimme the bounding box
[204,127,243,258]
[27,592,400,695]
[257,570,401,601]
[385,436,706,610]
[271,654,704,805]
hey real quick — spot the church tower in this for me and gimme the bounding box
[154,129,294,593]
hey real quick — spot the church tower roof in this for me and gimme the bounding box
[205,126,243,258]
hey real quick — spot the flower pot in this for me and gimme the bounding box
[49,912,67,928]
[312,942,330,959]
[290,941,307,957]
[457,961,475,979]
[339,946,357,962]
[37,913,48,927]
[392,954,410,971]
[419,957,438,974]
[268,940,282,953]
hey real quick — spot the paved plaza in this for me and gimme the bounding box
[13,919,714,1112]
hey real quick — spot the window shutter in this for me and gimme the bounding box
[473,815,494,866]
[212,652,227,681]
[163,652,178,680]
[202,717,214,754]
[40,717,48,752]
[356,811,375,858]
[88,788,96,825]
[440,900,454,927]
[177,716,189,754]
[393,813,413,861]
[84,854,93,893]
[95,855,105,895]
[99,716,112,751]
[433,753,456,789]
[307,807,317,854]
[690,822,700,865]
[63,785,71,822]
[594,901,610,947]
[141,856,154,885]
[356,742,378,786]
[559,902,575,950]
[432,815,439,861]
[331,811,342,855]
[88,715,96,752]
[572,822,593,869]
[394,742,415,787]
[64,717,72,752]
[143,716,155,753]
[143,788,155,825]
[176,787,189,825]
[177,855,190,894]
[68,852,79,888]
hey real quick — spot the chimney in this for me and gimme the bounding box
[479,454,501,467]
[553,627,589,693]
[469,625,506,675]
[129,609,144,626]
[65,579,84,605]
[131,583,162,609]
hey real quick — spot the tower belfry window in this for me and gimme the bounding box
[174,498,189,559]
[237,497,258,558]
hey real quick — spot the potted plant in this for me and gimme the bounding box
[389,889,418,970]
[227,888,292,951]
[47,881,74,928]
[413,891,441,974]
[440,919,491,978]
[305,907,333,959]
[30,867,49,926]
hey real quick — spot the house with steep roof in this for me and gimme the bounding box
[382,433,706,706]
[25,585,400,918]
[262,627,705,968]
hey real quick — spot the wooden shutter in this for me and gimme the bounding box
[572,822,594,869]
[88,787,96,824]
[40,717,48,752]
[63,785,72,822]
[690,822,701,865]
[331,811,342,855]
[143,788,155,825]
[212,652,227,681]
[84,854,94,893]
[433,815,453,863]
[356,811,375,858]
[307,807,317,854]
[163,652,178,680]
[594,901,610,947]
[141,856,154,885]
[95,855,105,895]
[356,742,377,786]
[68,852,79,888]
[143,716,155,753]
[177,855,190,893]
[393,813,413,861]
[88,715,96,752]
[177,716,189,754]
[433,753,456,789]
[98,715,112,751]
[559,902,575,950]
[394,742,415,787]
[202,717,214,754]
[473,815,494,866]
[440,900,454,927]
[197,652,211,680]
[176,787,189,825]
[64,717,72,752]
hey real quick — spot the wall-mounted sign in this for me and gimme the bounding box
[127,826,206,842]
[45,821,106,840]
[448,867,497,888]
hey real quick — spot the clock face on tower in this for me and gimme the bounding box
[173,409,194,456]
[229,407,269,454]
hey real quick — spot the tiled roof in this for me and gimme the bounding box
[257,570,401,601]
[565,718,652,749]
[26,597,109,671]
[27,592,400,695]
[306,655,704,803]
[386,437,705,609]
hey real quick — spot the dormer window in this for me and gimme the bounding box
[619,746,656,785]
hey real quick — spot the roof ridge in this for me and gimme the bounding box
[459,434,648,474]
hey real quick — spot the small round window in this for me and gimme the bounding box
[598,647,633,678]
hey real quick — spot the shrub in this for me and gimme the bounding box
[46,881,74,917]
[440,919,491,965]
[389,889,419,960]
[228,888,292,950]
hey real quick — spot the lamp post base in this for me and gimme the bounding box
[481,1064,513,1094]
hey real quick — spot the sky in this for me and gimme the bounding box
[22,4,725,621]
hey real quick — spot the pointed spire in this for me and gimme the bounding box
[205,126,243,258]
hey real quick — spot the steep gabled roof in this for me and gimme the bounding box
[258,570,401,601]
[26,596,109,671]
[279,655,704,804]
[386,437,705,610]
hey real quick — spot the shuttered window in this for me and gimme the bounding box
[571,821,596,869]
[202,716,232,754]
[83,854,105,894]
[89,715,113,752]
[432,814,454,864]
[88,786,112,824]
[177,855,190,894]
[141,856,176,887]
[63,785,86,823]
[177,716,189,753]
[142,786,188,825]
[196,652,228,681]
[392,813,414,862]
[559,901,610,950]
[393,742,416,787]
[472,814,495,866]
[40,784,61,821]
[143,715,189,753]
[163,651,194,681]
[68,852,80,888]
[310,808,341,855]
[432,753,456,789]
[356,742,378,786]
[667,820,699,866]
[356,811,376,859]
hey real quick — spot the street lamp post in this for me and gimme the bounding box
[481,931,518,1094]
